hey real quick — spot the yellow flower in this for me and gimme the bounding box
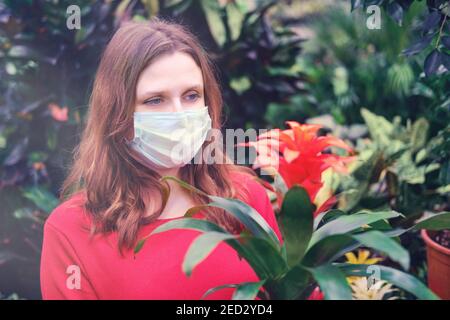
[345,249,383,283]
[345,249,383,265]
[350,277,399,300]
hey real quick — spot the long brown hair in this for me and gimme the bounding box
[61,18,256,253]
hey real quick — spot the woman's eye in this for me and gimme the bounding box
[144,97,162,105]
[185,93,200,102]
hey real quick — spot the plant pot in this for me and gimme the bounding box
[421,229,450,300]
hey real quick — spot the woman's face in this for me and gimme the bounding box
[135,51,205,113]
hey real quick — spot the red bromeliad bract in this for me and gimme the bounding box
[241,121,355,215]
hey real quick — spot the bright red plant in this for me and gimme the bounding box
[241,121,355,216]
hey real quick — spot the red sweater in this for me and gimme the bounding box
[40,172,283,300]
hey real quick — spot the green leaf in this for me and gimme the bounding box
[304,211,450,265]
[151,218,226,235]
[351,149,382,182]
[308,264,352,300]
[21,186,59,213]
[74,22,95,44]
[232,280,266,300]
[230,76,251,94]
[161,175,281,248]
[141,0,159,16]
[352,230,410,270]
[410,118,429,152]
[200,0,226,47]
[201,284,239,300]
[313,209,346,230]
[268,265,311,300]
[339,264,439,300]
[208,195,281,248]
[305,226,409,269]
[412,212,450,231]
[279,185,315,267]
[27,151,48,164]
[46,127,57,150]
[308,210,402,249]
[361,108,395,147]
[226,2,244,41]
[338,188,367,212]
[0,135,6,149]
[134,239,146,255]
[183,231,239,277]
[13,207,44,224]
[436,185,450,195]
[303,234,358,267]
[160,176,208,196]
[141,218,287,279]
[134,218,226,254]
[237,235,288,279]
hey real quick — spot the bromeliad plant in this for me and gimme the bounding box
[134,121,450,300]
[135,175,450,300]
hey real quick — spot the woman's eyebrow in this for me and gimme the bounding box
[183,84,204,92]
[138,84,204,100]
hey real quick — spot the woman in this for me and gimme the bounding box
[40,18,282,300]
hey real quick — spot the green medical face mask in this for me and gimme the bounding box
[127,106,212,169]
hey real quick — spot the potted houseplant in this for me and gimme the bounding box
[422,229,450,299]
[421,125,450,299]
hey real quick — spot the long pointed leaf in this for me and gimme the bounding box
[201,284,239,300]
[313,209,346,230]
[135,218,227,254]
[303,234,358,267]
[308,264,352,300]
[209,195,281,248]
[183,231,240,277]
[161,175,281,248]
[338,263,439,300]
[279,186,314,267]
[143,218,287,279]
[267,265,311,300]
[352,230,410,270]
[308,211,402,249]
[232,280,266,300]
[304,229,410,270]
[237,235,288,279]
[412,212,450,231]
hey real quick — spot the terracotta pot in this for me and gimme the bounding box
[422,229,450,300]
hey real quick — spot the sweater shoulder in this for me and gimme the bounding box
[44,191,91,235]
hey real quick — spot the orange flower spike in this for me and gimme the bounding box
[307,136,354,155]
[245,120,355,208]
[276,130,298,151]
[285,122,323,154]
[286,122,322,141]
[286,121,306,147]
